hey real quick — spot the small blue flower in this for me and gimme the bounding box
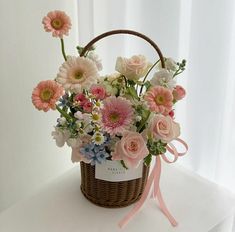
[93,144,104,153]
[58,94,69,107]
[80,141,110,166]
[79,143,95,159]
[96,150,109,163]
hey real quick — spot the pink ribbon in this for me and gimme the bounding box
[119,138,188,229]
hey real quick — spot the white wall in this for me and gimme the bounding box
[0,0,78,212]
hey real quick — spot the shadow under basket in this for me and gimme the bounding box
[80,162,149,208]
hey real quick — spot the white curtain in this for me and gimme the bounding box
[78,0,235,192]
[1,0,234,230]
[0,0,77,212]
[77,0,235,230]
[78,0,235,193]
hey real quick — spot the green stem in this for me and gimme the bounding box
[56,105,72,121]
[60,38,67,61]
[139,59,160,96]
[137,111,151,132]
[173,70,183,77]
[121,75,128,88]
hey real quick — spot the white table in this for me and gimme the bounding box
[0,164,234,232]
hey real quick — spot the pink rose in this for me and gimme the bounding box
[83,101,93,112]
[111,131,149,168]
[173,85,186,100]
[115,55,151,81]
[90,84,106,100]
[149,114,180,142]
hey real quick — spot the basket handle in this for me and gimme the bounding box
[80,29,165,68]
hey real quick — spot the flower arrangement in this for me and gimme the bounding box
[32,10,187,170]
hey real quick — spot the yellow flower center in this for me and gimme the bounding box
[95,136,102,142]
[109,112,120,122]
[40,89,53,101]
[95,101,101,107]
[51,19,63,29]
[74,71,83,80]
[92,114,100,121]
[155,95,165,105]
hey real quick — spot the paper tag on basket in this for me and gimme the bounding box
[95,160,143,182]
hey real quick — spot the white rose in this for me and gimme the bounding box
[115,55,152,81]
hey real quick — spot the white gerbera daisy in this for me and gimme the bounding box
[56,56,99,93]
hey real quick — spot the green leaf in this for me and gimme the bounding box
[144,154,152,166]
[144,81,151,91]
[120,160,128,169]
[127,86,139,99]
[127,80,135,86]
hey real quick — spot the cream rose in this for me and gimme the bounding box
[111,131,149,168]
[115,55,152,81]
[149,114,180,142]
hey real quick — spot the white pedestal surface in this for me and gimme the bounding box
[0,164,234,232]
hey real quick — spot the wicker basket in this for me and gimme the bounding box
[79,29,165,208]
[80,162,149,208]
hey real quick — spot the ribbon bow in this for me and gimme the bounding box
[119,138,188,228]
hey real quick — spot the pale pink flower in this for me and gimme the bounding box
[144,86,173,115]
[83,101,93,113]
[173,85,186,100]
[115,55,152,81]
[149,114,180,143]
[56,56,99,93]
[71,135,92,163]
[42,10,72,38]
[101,96,134,136]
[112,131,149,168]
[32,80,64,112]
[90,84,106,100]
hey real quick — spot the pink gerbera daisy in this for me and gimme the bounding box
[32,80,64,112]
[56,56,99,93]
[42,10,72,38]
[144,86,173,115]
[101,96,134,136]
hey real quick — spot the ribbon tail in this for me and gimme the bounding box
[156,188,178,226]
[153,156,178,227]
[118,161,157,228]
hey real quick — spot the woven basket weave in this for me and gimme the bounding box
[79,29,165,208]
[80,162,149,208]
